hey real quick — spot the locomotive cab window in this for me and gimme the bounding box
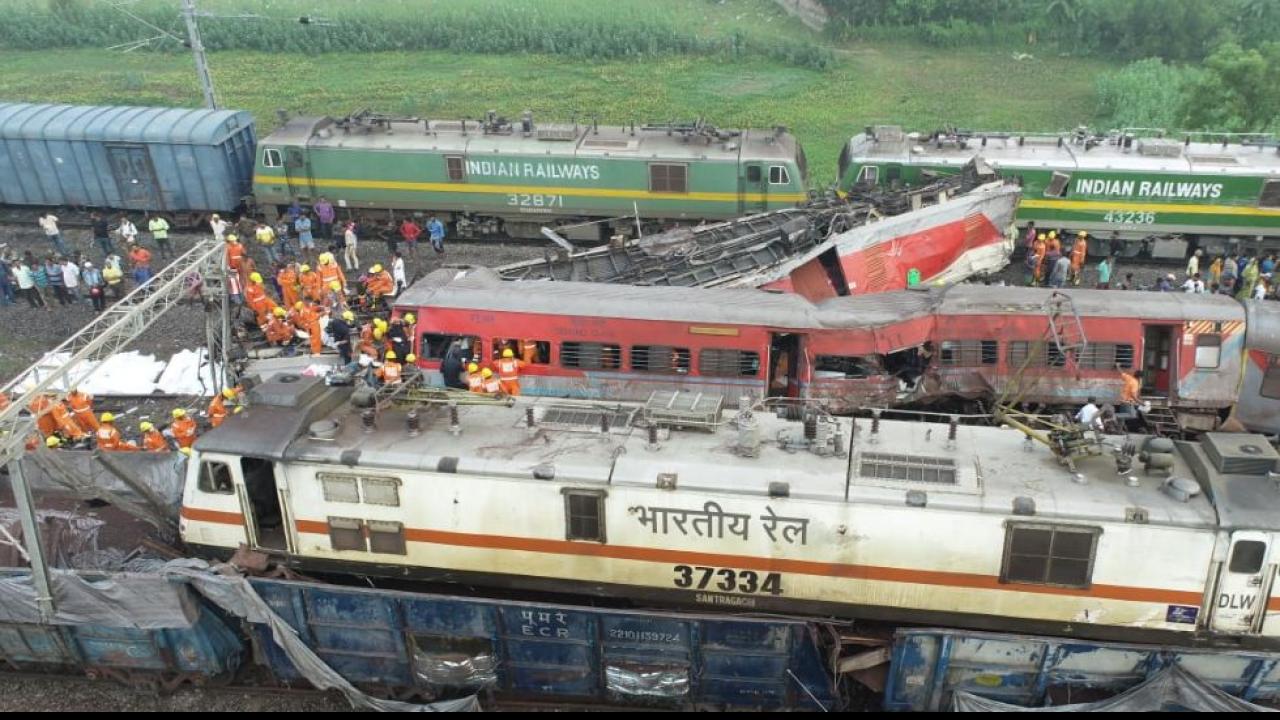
[1260,180,1280,209]
[631,345,690,374]
[262,149,282,168]
[1195,334,1222,369]
[746,165,762,183]
[769,166,790,185]
[1002,522,1101,589]
[421,333,479,361]
[564,490,606,543]
[198,461,234,495]
[1044,171,1071,198]
[856,166,879,185]
[649,164,687,193]
[446,155,466,182]
[1230,540,1267,574]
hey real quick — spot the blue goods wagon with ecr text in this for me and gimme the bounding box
[0,102,256,214]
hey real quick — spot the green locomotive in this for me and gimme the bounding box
[254,111,809,240]
[837,125,1280,258]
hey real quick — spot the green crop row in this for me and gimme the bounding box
[4,0,832,69]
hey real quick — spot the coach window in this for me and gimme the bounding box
[327,517,366,552]
[699,349,761,377]
[939,340,998,366]
[421,333,479,361]
[368,520,407,555]
[631,345,690,374]
[1044,171,1071,198]
[560,342,621,370]
[649,164,688,194]
[814,355,877,378]
[198,461,234,494]
[262,148,282,168]
[494,338,549,364]
[319,473,360,503]
[769,166,790,185]
[1260,180,1280,209]
[1002,522,1101,589]
[1195,334,1222,369]
[563,490,606,543]
[446,156,466,182]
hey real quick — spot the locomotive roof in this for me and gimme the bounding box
[262,116,799,163]
[398,268,1245,329]
[201,374,1280,531]
[848,132,1280,178]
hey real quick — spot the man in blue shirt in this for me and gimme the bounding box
[427,216,446,254]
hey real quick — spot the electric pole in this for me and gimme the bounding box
[180,0,218,110]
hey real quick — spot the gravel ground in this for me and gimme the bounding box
[0,224,543,385]
[0,675,350,712]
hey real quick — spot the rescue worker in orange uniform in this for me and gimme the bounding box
[0,391,9,413]
[170,408,198,449]
[139,421,169,452]
[480,367,501,395]
[264,306,296,347]
[66,388,99,431]
[377,350,404,385]
[1069,231,1089,286]
[225,234,246,286]
[521,339,541,365]
[1120,369,1142,405]
[95,413,137,451]
[290,301,323,356]
[466,363,484,393]
[208,387,242,428]
[365,263,395,303]
[49,400,88,442]
[359,327,386,360]
[244,271,279,325]
[277,262,301,309]
[317,252,346,292]
[1031,234,1047,285]
[28,395,59,437]
[496,347,523,396]
[299,264,324,303]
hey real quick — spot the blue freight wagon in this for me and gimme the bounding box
[0,102,256,214]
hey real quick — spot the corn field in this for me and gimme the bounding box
[5,0,832,69]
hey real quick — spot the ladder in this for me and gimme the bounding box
[1142,401,1183,438]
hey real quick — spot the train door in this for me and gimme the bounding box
[239,457,290,552]
[768,333,802,398]
[105,144,161,209]
[743,163,768,214]
[283,146,313,201]
[1210,532,1275,635]
[1141,324,1175,398]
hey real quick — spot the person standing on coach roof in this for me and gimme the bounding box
[38,212,69,256]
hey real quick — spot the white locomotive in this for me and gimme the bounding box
[180,374,1280,647]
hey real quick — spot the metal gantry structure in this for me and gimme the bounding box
[0,239,229,618]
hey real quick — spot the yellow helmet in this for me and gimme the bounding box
[221,388,237,399]
[405,353,416,363]
[385,350,398,360]
[1077,230,1087,237]
[1036,233,1045,241]
[172,408,186,418]
[101,412,115,423]
[342,310,355,322]
[45,435,61,448]
[319,252,332,264]
[226,233,238,243]
[481,367,493,378]
[140,421,154,432]
[467,363,479,373]
[1048,230,1057,238]
[249,272,263,284]
[404,313,416,324]
[370,264,383,273]
[374,318,388,330]
[273,306,286,317]
[373,328,384,339]
[179,447,193,457]
[502,348,514,358]
[294,301,304,309]
[299,264,311,272]
[329,281,342,291]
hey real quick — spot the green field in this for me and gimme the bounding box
[0,43,1113,184]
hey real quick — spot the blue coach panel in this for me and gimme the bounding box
[0,102,256,212]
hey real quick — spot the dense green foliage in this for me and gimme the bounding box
[6,0,832,69]
[1093,59,1201,132]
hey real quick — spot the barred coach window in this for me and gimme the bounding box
[560,342,621,370]
[699,349,761,377]
[1001,522,1101,589]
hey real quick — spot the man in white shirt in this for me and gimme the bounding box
[38,213,68,255]
[61,258,81,303]
[209,213,229,242]
[1075,397,1100,428]
[1255,279,1269,301]
[392,252,407,293]
[1182,273,1205,294]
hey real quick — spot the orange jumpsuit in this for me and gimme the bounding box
[1121,373,1142,404]
[377,361,403,385]
[482,374,501,394]
[141,429,169,452]
[129,246,152,270]
[318,262,346,292]
[50,402,88,441]
[300,270,324,302]
[1069,239,1088,283]
[1031,239,1047,283]
[67,391,99,431]
[521,340,540,364]
[264,316,295,345]
[291,304,323,355]
[366,271,394,297]
[208,395,229,428]
[225,241,244,272]
[277,266,300,309]
[171,417,198,449]
[28,396,58,437]
[467,371,485,393]
[244,283,278,325]
[497,356,523,396]
[96,424,137,451]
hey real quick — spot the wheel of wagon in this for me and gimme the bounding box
[84,668,101,681]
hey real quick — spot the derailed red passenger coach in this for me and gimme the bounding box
[395,268,1246,425]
